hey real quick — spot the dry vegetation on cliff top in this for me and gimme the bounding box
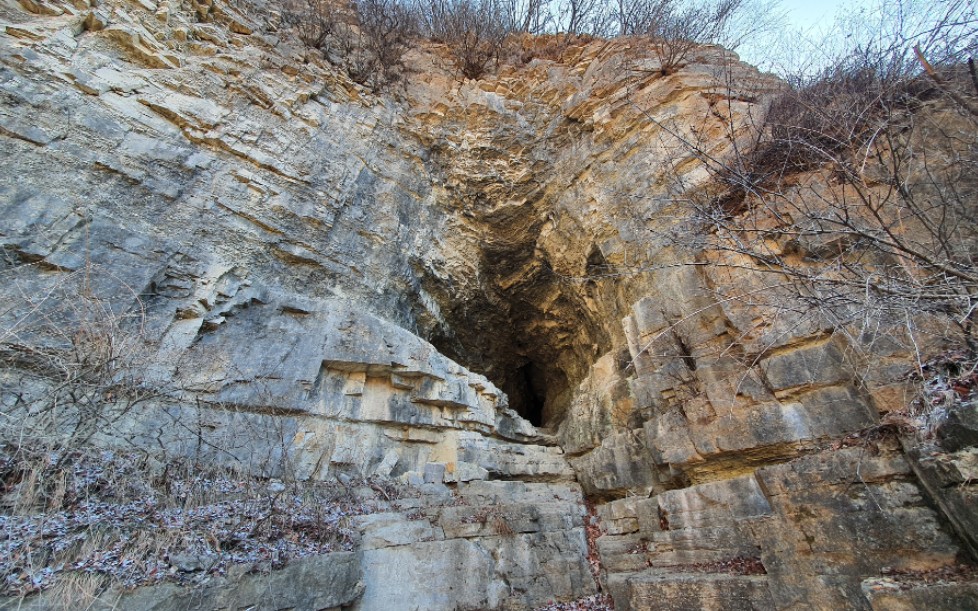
[1,0,977,605]
[265,0,781,85]
[271,0,977,366]
[642,0,978,385]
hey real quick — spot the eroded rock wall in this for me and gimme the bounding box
[0,1,591,607]
[0,0,565,486]
[1,0,976,609]
[392,36,978,609]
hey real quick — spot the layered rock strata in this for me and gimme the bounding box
[1,0,976,609]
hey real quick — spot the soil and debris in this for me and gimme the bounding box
[534,593,615,610]
[877,564,978,590]
[583,500,605,586]
[676,555,767,576]
[908,349,978,428]
[833,347,978,452]
[0,445,403,596]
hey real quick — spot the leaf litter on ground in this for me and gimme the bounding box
[0,445,400,596]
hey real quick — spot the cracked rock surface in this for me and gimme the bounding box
[1,0,977,609]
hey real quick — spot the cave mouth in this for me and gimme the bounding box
[505,362,548,427]
[428,320,576,430]
[419,227,610,432]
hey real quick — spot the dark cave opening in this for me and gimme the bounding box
[504,362,548,427]
[428,319,572,429]
[418,215,612,432]
[422,265,607,431]
[585,245,608,276]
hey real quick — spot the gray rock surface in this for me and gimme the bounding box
[1,0,976,609]
[0,552,363,611]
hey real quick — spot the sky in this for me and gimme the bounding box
[735,0,875,74]
[779,0,854,32]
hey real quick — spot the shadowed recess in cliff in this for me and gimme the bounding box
[428,313,579,429]
[419,210,612,431]
[505,362,550,427]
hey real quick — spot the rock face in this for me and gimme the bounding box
[2,552,365,611]
[1,0,976,609]
[598,445,962,610]
[352,481,595,610]
[1,481,594,611]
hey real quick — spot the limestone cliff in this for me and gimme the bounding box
[0,0,976,609]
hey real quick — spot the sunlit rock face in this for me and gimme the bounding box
[1,0,976,609]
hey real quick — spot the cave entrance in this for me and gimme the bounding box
[419,221,609,432]
[503,362,548,427]
[428,323,572,430]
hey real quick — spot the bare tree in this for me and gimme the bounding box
[650,0,978,361]
[280,0,343,52]
[557,0,606,37]
[418,0,514,79]
[501,0,552,34]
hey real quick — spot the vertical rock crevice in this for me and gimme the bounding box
[417,195,618,432]
[421,245,600,430]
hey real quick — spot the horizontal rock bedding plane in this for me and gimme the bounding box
[0,0,976,609]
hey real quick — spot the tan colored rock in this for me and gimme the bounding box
[610,572,775,611]
[1,1,975,610]
[862,579,978,610]
[597,447,968,610]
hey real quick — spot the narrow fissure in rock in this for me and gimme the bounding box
[421,230,617,434]
[505,362,547,426]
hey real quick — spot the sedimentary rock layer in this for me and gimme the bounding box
[1,0,975,609]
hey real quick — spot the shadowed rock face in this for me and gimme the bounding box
[395,39,784,432]
[1,1,977,609]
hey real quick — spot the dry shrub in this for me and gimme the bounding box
[280,0,344,52]
[0,266,392,598]
[278,0,415,87]
[0,445,400,598]
[646,4,978,408]
[347,0,417,86]
[751,68,943,178]
[0,266,159,452]
[418,0,512,79]
[615,0,748,74]
[749,0,978,176]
